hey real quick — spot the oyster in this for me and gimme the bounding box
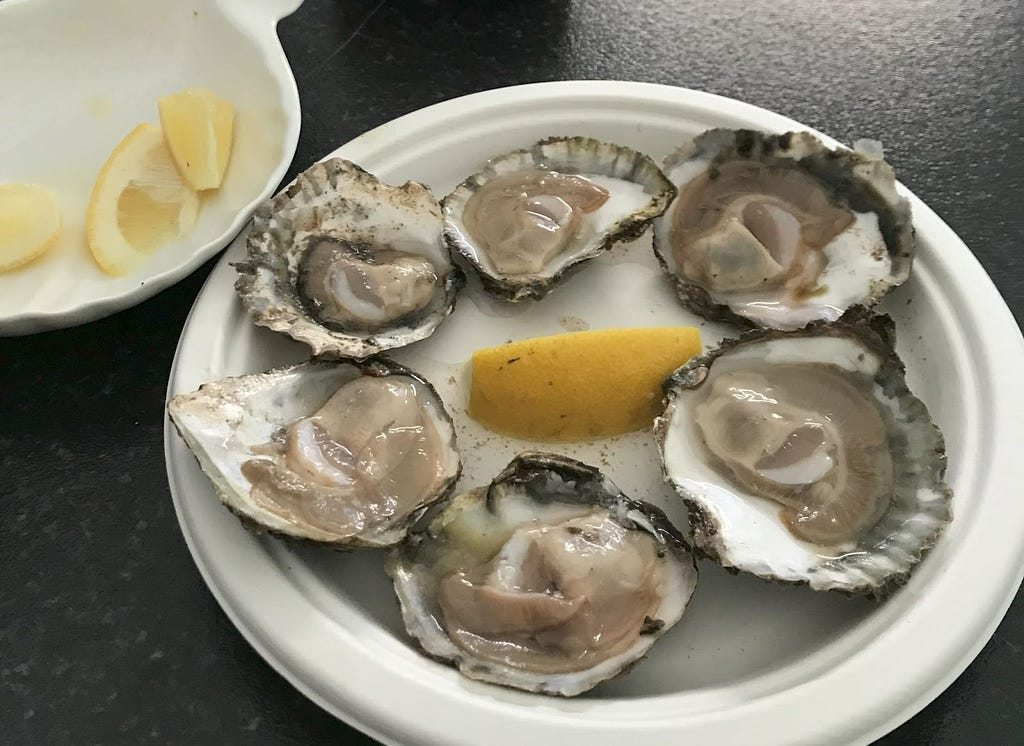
[656,315,952,596]
[443,137,675,301]
[652,129,914,329]
[235,158,463,358]
[387,452,697,696]
[168,359,460,548]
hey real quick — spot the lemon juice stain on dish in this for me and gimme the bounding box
[85,95,112,119]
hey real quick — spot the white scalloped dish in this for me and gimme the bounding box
[0,0,302,335]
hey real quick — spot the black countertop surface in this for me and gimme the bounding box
[3,0,1023,743]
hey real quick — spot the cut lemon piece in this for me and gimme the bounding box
[87,123,199,276]
[158,87,234,190]
[0,183,61,272]
[469,327,702,442]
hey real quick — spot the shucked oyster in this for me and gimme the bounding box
[443,137,675,301]
[235,158,463,358]
[652,129,914,329]
[168,359,460,548]
[656,315,952,596]
[387,453,697,696]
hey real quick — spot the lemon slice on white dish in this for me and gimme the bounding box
[159,88,235,191]
[0,184,62,272]
[87,124,199,277]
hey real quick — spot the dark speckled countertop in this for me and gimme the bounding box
[3,0,1022,743]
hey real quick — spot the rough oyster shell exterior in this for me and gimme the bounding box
[235,158,463,359]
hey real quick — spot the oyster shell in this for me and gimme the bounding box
[652,129,914,329]
[235,158,463,358]
[168,358,460,548]
[387,452,698,696]
[655,315,952,596]
[443,137,675,301]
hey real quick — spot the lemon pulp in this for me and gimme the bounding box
[87,123,199,276]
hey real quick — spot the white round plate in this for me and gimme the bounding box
[0,0,302,335]
[164,81,1024,745]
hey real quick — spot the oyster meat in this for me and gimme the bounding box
[235,158,463,358]
[168,359,460,548]
[443,137,675,300]
[387,452,697,696]
[656,315,952,595]
[652,129,914,329]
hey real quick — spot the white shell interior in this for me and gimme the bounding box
[447,174,651,282]
[653,142,895,330]
[390,485,697,696]
[443,139,664,291]
[168,360,459,545]
[660,336,905,587]
[169,362,359,541]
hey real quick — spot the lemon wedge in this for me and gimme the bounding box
[468,327,702,442]
[158,87,234,190]
[0,183,62,272]
[87,123,199,276]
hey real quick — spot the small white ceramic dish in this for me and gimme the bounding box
[164,82,1024,744]
[0,0,303,335]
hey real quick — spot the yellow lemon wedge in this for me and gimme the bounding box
[468,327,702,442]
[0,183,62,272]
[157,87,234,190]
[87,123,199,276]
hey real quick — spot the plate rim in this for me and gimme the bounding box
[163,79,1024,745]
